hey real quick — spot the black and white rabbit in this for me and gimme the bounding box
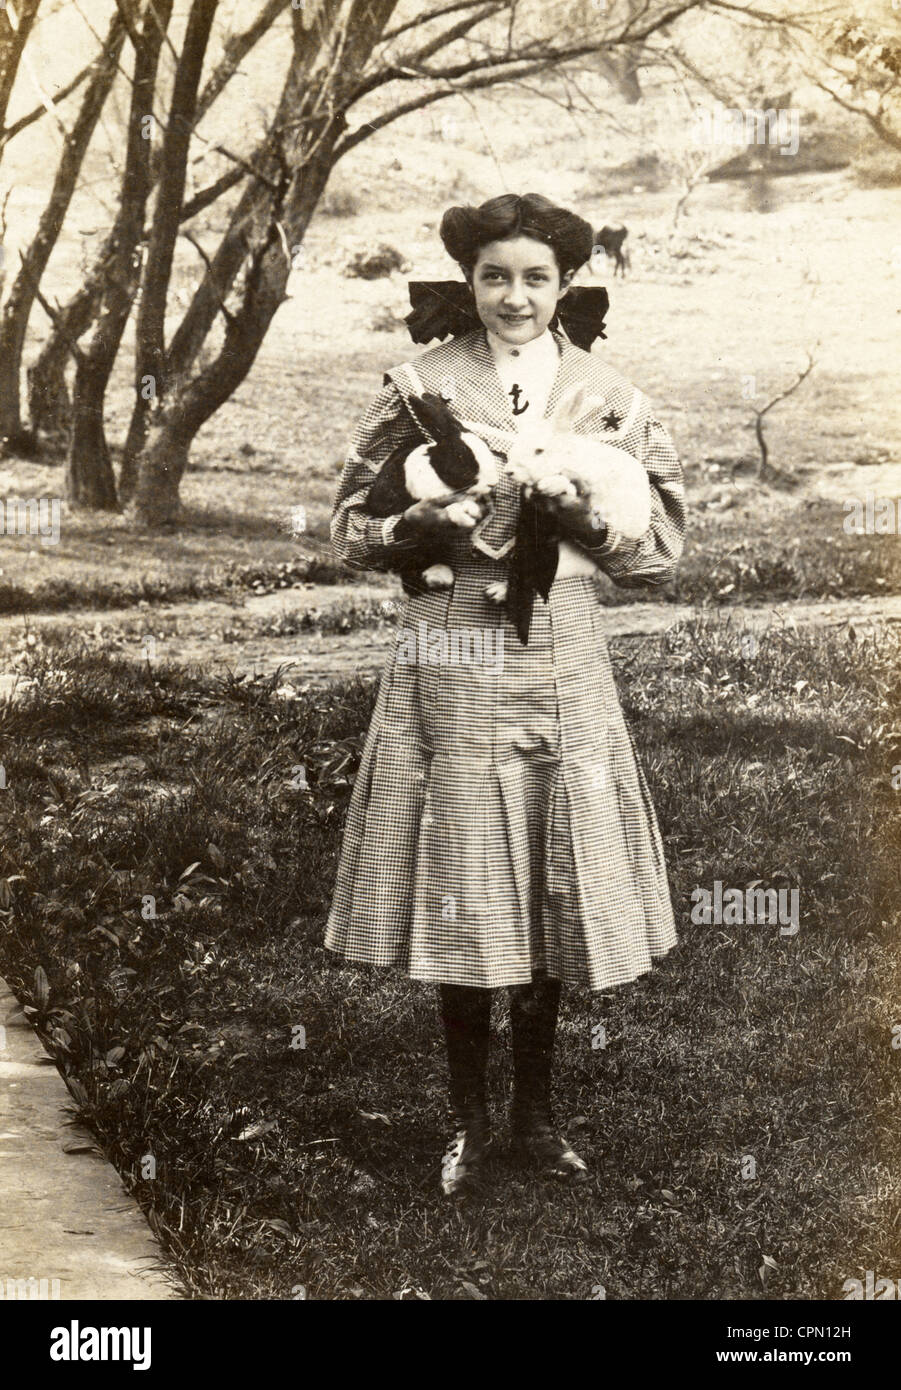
[366,391,499,595]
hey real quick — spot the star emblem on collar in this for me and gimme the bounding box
[602,409,622,431]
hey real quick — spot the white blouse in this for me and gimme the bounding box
[485,327,560,431]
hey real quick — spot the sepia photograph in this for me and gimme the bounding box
[0,0,898,1354]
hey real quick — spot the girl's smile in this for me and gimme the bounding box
[468,236,573,345]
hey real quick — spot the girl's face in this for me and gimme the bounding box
[468,236,573,346]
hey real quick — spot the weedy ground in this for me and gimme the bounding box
[0,616,897,1300]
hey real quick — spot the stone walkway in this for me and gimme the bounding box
[0,978,178,1300]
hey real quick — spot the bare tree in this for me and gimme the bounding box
[0,5,127,453]
[65,0,175,508]
[751,350,816,479]
[28,0,285,450]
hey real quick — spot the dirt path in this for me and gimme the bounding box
[249,592,901,688]
[2,587,900,701]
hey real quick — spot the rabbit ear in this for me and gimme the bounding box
[407,391,463,442]
[549,383,596,431]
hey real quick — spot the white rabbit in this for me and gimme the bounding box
[504,383,651,538]
[485,384,652,611]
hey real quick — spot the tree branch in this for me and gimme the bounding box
[335,7,702,162]
[811,76,901,153]
[196,0,289,121]
[380,0,491,45]
[0,55,93,145]
[399,2,505,69]
[180,229,236,327]
[346,1,703,109]
[352,1,506,102]
[180,159,248,220]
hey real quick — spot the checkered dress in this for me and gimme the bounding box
[324,329,686,991]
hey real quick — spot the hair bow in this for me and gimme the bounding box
[404,281,609,351]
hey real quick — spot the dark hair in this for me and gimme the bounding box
[440,193,595,278]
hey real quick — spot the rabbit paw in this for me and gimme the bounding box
[445,499,480,528]
[484,581,507,604]
[423,564,454,589]
[534,473,577,499]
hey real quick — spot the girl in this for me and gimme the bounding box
[325,193,686,1197]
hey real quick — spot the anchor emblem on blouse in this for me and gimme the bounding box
[509,383,529,416]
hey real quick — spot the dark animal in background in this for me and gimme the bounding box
[593,225,630,277]
[366,391,498,595]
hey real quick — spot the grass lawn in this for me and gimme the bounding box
[0,615,897,1300]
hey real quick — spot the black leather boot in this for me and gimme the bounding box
[438,984,491,1197]
[509,977,588,1181]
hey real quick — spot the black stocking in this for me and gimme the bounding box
[438,983,491,1122]
[509,976,562,1122]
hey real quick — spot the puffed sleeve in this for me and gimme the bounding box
[330,380,425,573]
[582,406,686,589]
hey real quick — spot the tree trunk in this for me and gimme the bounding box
[128,141,335,526]
[0,9,126,452]
[126,412,192,526]
[128,234,293,525]
[166,161,276,379]
[27,250,113,438]
[65,355,119,509]
[126,0,219,482]
[65,0,175,510]
[25,337,71,446]
[117,405,149,506]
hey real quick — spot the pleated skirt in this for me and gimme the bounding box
[324,557,678,991]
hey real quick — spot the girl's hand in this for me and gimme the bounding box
[400,492,485,538]
[528,486,607,547]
